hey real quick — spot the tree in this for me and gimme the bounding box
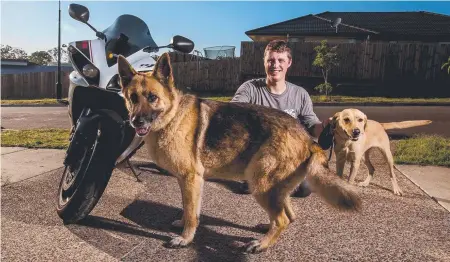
[312,40,340,98]
[1,45,28,59]
[29,51,53,65]
[442,56,450,75]
[47,47,69,63]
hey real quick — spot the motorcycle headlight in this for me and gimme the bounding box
[82,64,99,78]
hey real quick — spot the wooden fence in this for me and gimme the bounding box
[1,70,71,99]
[168,51,209,63]
[3,41,449,98]
[240,41,450,81]
[171,58,240,93]
[165,41,450,96]
[0,52,208,99]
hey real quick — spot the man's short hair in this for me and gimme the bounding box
[264,40,292,60]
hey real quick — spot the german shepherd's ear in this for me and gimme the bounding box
[117,55,136,89]
[152,52,173,85]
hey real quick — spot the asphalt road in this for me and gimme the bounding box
[1,106,72,129]
[2,148,450,261]
[1,105,449,137]
[313,105,450,139]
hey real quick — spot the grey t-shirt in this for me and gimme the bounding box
[231,78,321,129]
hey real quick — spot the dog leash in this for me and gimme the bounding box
[328,139,334,161]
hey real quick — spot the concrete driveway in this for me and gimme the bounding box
[2,147,449,261]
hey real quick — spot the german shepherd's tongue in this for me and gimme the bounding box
[135,126,150,137]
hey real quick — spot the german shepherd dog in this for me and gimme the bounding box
[117,53,362,253]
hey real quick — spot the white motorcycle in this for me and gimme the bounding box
[57,3,194,223]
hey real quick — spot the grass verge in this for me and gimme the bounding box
[1,98,69,106]
[311,95,450,104]
[2,129,448,167]
[393,135,450,167]
[1,128,70,149]
[203,95,450,104]
[3,96,450,105]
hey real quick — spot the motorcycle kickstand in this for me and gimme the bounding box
[127,159,142,183]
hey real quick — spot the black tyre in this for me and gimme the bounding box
[56,126,116,224]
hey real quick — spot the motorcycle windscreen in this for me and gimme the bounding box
[102,14,158,67]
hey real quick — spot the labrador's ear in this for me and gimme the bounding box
[330,112,340,131]
[363,113,368,131]
[318,118,335,151]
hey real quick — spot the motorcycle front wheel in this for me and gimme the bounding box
[56,127,116,224]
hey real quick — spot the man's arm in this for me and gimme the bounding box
[230,81,252,103]
[298,92,323,138]
[310,119,331,139]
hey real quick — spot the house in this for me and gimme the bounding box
[245,11,450,44]
[1,59,73,75]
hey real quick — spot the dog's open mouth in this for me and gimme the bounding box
[133,112,160,137]
[351,137,359,141]
[135,126,150,137]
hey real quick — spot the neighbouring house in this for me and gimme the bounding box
[245,11,450,44]
[240,11,450,97]
[1,59,73,75]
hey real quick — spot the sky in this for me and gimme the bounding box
[1,1,450,58]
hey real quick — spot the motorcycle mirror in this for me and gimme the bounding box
[68,3,106,40]
[170,35,194,54]
[69,4,90,23]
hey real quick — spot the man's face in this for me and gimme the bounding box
[264,50,292,83]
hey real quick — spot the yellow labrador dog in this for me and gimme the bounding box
[329,108,431,196]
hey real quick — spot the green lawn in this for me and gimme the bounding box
[2,95,450,105]
[204,95,450,104]
[392,134,450,167]
[1,98,69,106]
[2,128,449,167]
[1,129,70,149]
[309,95,450,104]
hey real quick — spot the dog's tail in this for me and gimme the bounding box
[380,120,432,130]
[305,144,362,212]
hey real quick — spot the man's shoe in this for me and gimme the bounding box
[291,181,312,198]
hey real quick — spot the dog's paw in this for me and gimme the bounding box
[357,181,370,187]
[167,236,190,248]
[171,220,184,228]
[243,240,267,254]
[393,189,403,196]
